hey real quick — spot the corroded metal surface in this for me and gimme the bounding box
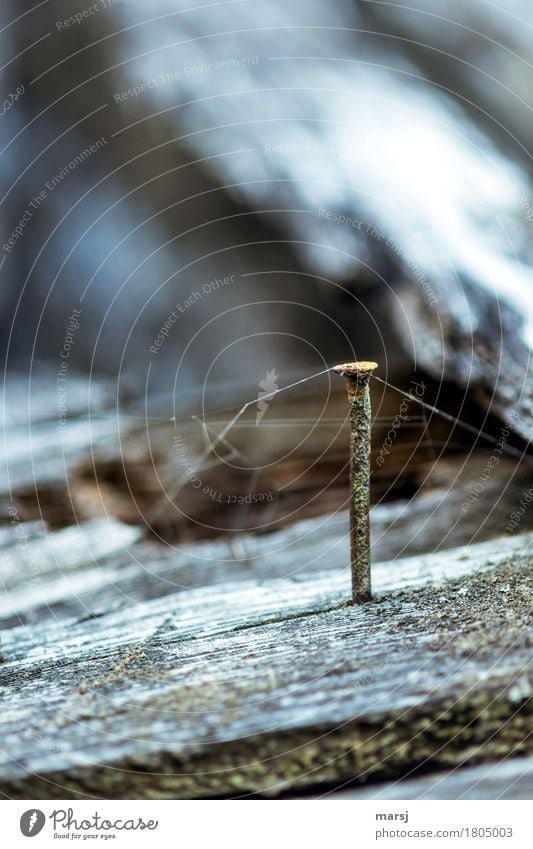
[335,362,378,604]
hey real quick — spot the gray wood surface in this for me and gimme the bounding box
[325,757,533,801]
[1,382,531,798]
[0,514,531,798]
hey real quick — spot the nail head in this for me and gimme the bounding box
[333,361,378,377]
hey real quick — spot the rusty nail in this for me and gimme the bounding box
[334,361,378,604]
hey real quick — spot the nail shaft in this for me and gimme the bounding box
[334,361,377,604]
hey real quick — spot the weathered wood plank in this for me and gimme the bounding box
[0,417,120,496]
[6,0,533,444]
[3,374,531,547]
[5,524,530,650]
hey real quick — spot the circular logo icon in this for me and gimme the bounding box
[20,810,45,837]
